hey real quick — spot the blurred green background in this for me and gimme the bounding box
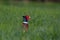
[0,0,60,40]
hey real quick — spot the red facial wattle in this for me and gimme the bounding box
[26,16,30,20]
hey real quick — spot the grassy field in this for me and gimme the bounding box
[0,2,60,40]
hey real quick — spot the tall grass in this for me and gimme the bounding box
[0,2,60,40]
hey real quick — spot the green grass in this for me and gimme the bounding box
[0,2,60,40]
